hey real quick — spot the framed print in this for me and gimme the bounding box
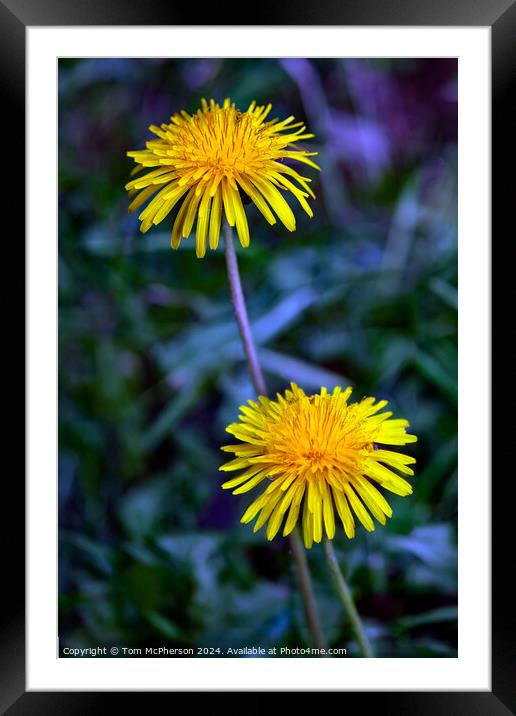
[5,0,513,710]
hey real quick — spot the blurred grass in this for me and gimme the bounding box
[59,58,457,657]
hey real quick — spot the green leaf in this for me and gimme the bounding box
[412,348,457,404]
[396,606,458,630]
[144,610,183,640]
[137,380,205,454]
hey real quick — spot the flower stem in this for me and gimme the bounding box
[323,538,374,657]
[289,525,326,651]
[223,222,326,652]
[223,223,267,397]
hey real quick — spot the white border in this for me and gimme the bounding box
[27,27,490,691]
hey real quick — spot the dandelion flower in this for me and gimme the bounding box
[126,98,318,258]
[220,383,417,549]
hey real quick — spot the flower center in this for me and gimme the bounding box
[263,395,377,482]
[301,447,334,475]
[173,108,271,179]
[304,448,324,461]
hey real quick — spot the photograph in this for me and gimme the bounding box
[58,57,458,660]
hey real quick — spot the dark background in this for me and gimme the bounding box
[58,57,457,658]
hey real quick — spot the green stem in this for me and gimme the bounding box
[323,537,374,657]
[223,222,326,653]
[289,526,326,651]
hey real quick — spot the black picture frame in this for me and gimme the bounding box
[7,0,512,711]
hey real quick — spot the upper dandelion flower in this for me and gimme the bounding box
[126,98,318,257]
[220,383,417,549]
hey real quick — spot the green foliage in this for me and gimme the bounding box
[59,58,457,657]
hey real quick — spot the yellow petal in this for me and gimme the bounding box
[343,483,375,532]
[221,177,235,227]
[302,496,314,549]
[181,186,203,239]
[247,174,296,232]
[209,188,222,249]
[171,187,195,248]
[333,487,355,539]
[237,175,276,225]
[354,476,392,518]
[230,186,250,248]
[241,492,270,524]
[320,481,336,539]
[128,185,158,213]
[352,478,388,525]
[195,189,212,258]
[253,491,283,532]
[231,470,269,495]
[365,461,413,496]
[283,483,306,536]
[221,467,260,490]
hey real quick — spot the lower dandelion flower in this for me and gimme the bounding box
[220,383,417,548]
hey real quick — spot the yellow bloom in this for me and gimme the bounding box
[220,383,417,549]
[126,98,318,258]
